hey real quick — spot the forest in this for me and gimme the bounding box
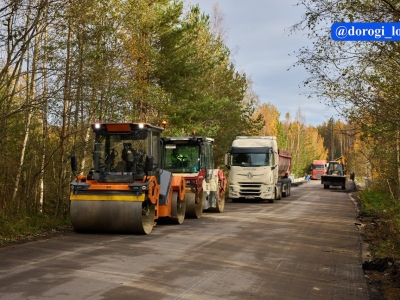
[0,0,331,220]
[291,0,400,259]
[0,0,398,254]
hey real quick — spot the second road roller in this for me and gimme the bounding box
[69,122,186,234]
[161,135,226,218]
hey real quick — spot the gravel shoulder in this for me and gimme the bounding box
[351,190,400,300]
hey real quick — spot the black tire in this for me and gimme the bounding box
[282,183,288,197]
[276,187,282,200]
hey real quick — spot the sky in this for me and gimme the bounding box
[186,0,340,127]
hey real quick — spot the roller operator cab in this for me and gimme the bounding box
[225,136,292,203]
[161,136,226,218]
[69,123,186,235]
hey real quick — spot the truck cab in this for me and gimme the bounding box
[225,136,292,203]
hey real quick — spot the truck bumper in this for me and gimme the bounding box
[229,184,274,200]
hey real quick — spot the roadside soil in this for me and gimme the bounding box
[0,225,74,248]
[352,192,400,300]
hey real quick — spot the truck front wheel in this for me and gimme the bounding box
[276,187,282,200]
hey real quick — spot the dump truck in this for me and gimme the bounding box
[161,135,226,218]
[69,122,186,234]
[225,136,292,203]
[311,159,327,180]
[321,155,347,190]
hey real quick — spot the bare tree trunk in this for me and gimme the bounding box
[397,130,400,199]
[80,126,92,174]
[39,25,49,214]
[55,13,71,218]
[11,112,33,209]
[11,0,38,209]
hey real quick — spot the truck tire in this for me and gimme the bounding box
[282,181,291,197]
[282,183,287,197]
[276,187,282,200]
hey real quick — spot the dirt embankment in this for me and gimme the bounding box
[353,192,400,300]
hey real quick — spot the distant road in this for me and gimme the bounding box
[0,180,368,300]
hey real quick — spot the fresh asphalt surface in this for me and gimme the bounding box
[0,180,369,300]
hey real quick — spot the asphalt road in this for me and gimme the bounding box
[0,180,368,300]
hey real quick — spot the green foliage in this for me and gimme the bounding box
[359,189,391,215]
[291,0,400,194]
[0,213,71,245]
[359,189,400,258]
[0,0,263,215]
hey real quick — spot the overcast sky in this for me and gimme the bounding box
[187,0,339,127]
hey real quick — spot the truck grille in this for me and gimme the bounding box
[238,182,262,197]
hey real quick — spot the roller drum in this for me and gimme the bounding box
[185,191,203,218]
[171,191,186,224]
[70,200,155,234]
[213,191,225,213]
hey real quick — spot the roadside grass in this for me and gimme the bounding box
[359,189,400,259]
[0,213,71,246]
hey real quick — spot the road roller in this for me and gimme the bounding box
[161,135,226,218]
[69,122,186,234]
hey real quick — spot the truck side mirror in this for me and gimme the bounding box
[224,153,230,165]
[224,153,231,169]
[71,156,77,172]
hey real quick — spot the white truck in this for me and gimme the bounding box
[225,136,292,203]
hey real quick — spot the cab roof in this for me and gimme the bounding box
[91,122,164,134]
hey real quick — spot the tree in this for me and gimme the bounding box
[291,0,400,194]
[254,103,327,177]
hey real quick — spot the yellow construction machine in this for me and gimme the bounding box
[69,122,186,234]
[321,155,347,190]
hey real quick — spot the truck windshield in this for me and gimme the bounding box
[232,153,270,167]
[312,165,325,170]
[164,144,200,173]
